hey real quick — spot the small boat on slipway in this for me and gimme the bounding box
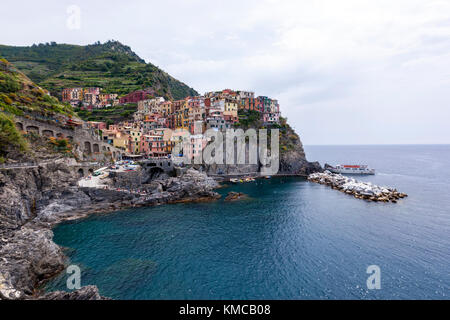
[324,164,375,175]
[230,177,256,183]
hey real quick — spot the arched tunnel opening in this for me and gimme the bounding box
[42,130,54,137]
[146,167,166,181]
[26,126,39,134]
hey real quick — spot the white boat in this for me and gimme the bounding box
[326,164,375,175]
[100,173,109,179]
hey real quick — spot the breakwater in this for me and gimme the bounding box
[307,171,408,202]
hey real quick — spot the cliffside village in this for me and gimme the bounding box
[61,87,281,159]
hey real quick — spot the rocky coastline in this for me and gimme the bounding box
[0,161,220,300]
[308,171,408,202]
[0,143,321,300]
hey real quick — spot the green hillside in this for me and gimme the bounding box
[0,58,74,117]
[0,40,198,100]
[0,58,78,161]
[74,104,138,125]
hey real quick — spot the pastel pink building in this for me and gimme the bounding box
[184,134,207,160]
[87,121,107,130]
[140,134,168,157]
[85,87,101,95]
[119,89,155,104]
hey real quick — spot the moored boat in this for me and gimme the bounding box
[324,164,375,175]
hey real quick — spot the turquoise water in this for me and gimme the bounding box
[45,145,450,299]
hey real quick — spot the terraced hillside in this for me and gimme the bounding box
[0,58,74,118]
[0,58,78,161]
[0,40,198,100]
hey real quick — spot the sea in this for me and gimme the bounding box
[45,145,450,299]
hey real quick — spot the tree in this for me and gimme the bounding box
[0,113,27,156]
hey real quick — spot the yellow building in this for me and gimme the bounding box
[179,100,190,130]
[160,101,172,117]
[224,99,238,117]
[130,130,142,154]
[113,132,130,151]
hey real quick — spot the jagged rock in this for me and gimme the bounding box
[0,164,220,300]
[224,192,248,201]
[37,286,109,300]
[0,227,64,299]
[279,149,322,175]
[202,123,322,176]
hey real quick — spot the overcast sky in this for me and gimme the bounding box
[1,0,449,145]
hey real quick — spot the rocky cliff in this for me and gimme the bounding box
[0,160,80,299]
[278,119,322,175]
[0,161,219,300]
[202,115,321,176]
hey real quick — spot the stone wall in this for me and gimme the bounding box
[14,116,124,161]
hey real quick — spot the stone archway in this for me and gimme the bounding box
[42,129,54,137]
[26,126,39,134]
[93,143,100,153]
[78,168,84,178]
[84,141,92,154]
[16,122,23,131]
[56,133,64,138]
[88,168,94,175]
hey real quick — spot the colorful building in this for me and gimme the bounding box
[129,130,142,154]
[183,134,208,160]
[119,89,154,104]
[61,87,83,105]
[112,132,130,151]
[223,98,238,123]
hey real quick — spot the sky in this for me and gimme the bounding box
[1,0,449,145]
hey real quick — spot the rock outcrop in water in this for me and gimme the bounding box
[37,286,109,300]
[224,192,248,201]
[308,171,408,202]
[0,162,219,300]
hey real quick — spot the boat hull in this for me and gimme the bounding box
[329,169,375,175]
